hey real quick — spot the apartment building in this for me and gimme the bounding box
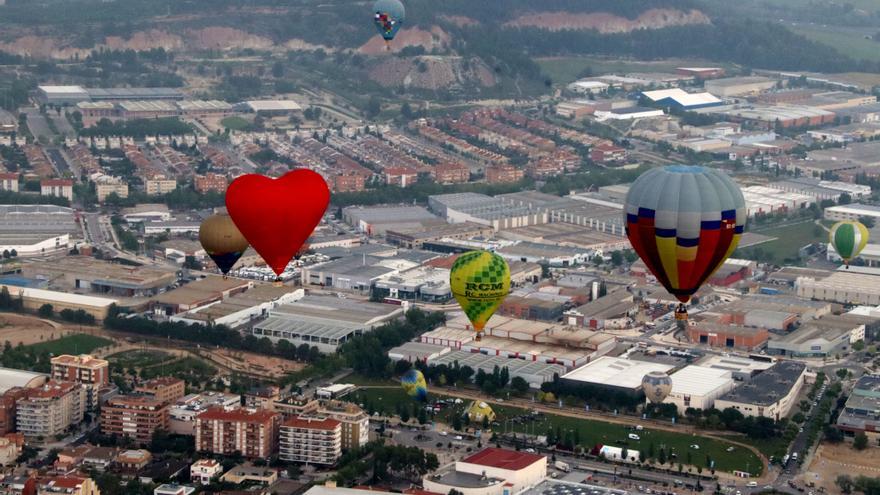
[17,381,85,438]
[279,417,342,465]
[195,407,279,459]
[134,377,185,405]
[318,401,370,450]
[50,354,109,411]
[100,395,169,445]
[0,173,18,192]
[145,177,177,195]
[40,179,74,202]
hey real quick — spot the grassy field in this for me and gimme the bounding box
[721,435,790,463]
[743,221,826,263]
[28,334,112,355]
[536,57,738,85]
[789,24,880,62]
[107,349,174,369]
[220,116,252,131]
[348,387,763,476]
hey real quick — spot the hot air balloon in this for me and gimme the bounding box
[829,220,868,268]
[199,214,249,277]
[373,0,405,50]
[401,369,427,401]
[625,165,746,321]
[450,250,510,341]
[225,169,330,281]
[642,371,672,404]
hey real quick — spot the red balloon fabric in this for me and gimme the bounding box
[226,169,330,276]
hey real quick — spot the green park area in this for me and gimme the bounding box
[738,221,827,264]
[28,334,112,355]
[220,116,253,131]
[346,387,763,476]
[107,349,174,370]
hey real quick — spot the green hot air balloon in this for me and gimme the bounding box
[450,250,510,340]
[199,214,250,276]
[829,220,869,267]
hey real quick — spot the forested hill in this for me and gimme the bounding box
[0,0,874,76]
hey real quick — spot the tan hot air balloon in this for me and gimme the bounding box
[642,371,673,404]
[198,214,249,276]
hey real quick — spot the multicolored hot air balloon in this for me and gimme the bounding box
[642,371,672,404]
[373,0,405,49]
[625,165,746,320]
[829,220,869,268]
[450,250,510,340]
[401,369,427,401]
[199,214,249,277]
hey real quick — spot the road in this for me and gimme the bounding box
[23,107,54,142]
[46,148,71,176]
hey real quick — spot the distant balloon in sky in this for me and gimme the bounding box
[198,214,249,276]
[401,369,427,401]
[642,371,672,404]
[373,0,405,49]
[625,165,746,320]
[450,250,510,340]
[225,169,330,279]
[829,220,868,268]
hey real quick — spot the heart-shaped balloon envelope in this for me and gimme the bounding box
[226,169,330,276]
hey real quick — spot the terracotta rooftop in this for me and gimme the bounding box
[462,448,544,471]
[282,416,340,430]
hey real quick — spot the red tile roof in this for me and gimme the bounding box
[0,172,17,180]
[462,448,544,471]
[40,179,74,186]
[282,416,340,430]
[42,476,86,489]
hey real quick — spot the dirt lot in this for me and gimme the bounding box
[804,443,880,492]
[0,313,70,346]
[203,348,306,378]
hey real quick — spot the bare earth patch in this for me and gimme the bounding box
[504,8,710,33]
[0,313,69,347]
[804,443,880,492]
[204,348,306,378]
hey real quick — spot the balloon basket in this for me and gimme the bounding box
[674,304,688,321]
[474,332,482,342]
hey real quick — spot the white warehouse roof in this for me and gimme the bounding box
[561,356,675,390]
[0,367,47,393]
[642,88,722,107]
[243,100,302,112]
[38,85,87,94]
[670,365,733,396]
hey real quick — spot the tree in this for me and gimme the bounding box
[37,304,53,318]
[511,376,529,394]
[658,448,667,465]
[839,193,852,205]
[837,368,850,380]
[610,251,623,266]
[837,475,854,494]
[854,432,869,451]
[824,425,844,443]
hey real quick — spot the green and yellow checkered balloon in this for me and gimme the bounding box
[450,250,510,337]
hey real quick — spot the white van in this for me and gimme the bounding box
[628,433,641,441]
[747,482,758,488]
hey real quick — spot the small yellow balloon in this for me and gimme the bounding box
[450,250,510,337]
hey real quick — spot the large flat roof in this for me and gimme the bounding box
[268,294,403,326]
[1,285,117,308]
[561,356,674,390]
[463,447,544,470]
[670,365,733,396]
[0,367,47,393]
[429,350,566,379]
[717,361,806,406]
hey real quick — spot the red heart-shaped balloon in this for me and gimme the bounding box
[226,169,330,276]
